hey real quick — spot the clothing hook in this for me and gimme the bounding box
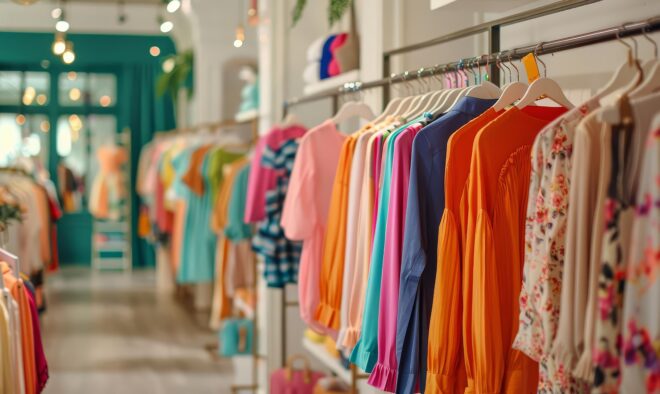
[533,42,547,78]
[642,20,658,59]
[507,51,520,82]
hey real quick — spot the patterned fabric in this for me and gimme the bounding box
[513,103,597,393]
[593,128,635,393]
[252,139,303,288]
[621,126,660,393]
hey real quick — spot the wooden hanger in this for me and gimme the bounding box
[516,43,574,109]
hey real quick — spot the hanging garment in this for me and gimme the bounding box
[620,114,660,392]
[426,106,501,394]
[169,146,196,274]
[209,159,246,330]
[88,145,128,220]
[512,99,600,393]
[594,92,660,393]
[253,139,302,288]
[225,164,253,242]
[336,130,375,352]
[551,109,609,382]
[350,116,428,373]
[2,263,37,394]
[463,106,566,394]
[315,134,358,333]
[396,98,496,394]
[178,147,244,284]
[245,125,307,223]
[281,120,347,333]
[339,132,382,351]
[0,296,14,394]
[369,123,422,391]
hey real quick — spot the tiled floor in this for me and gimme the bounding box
[40,268,232,394]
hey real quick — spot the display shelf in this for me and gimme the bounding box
[303,70,360,96]
[302,337,352,384]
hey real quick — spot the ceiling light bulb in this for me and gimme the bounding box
[52,34,66,55]
[166,0,180,13]
[160,21,173,33]
[62,41,75,64]
[55,20,70,32]
[51,7,62,19]
[234,25,245,48]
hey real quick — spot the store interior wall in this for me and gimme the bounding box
[389,0,660,101]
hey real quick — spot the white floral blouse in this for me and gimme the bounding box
[513,100,599,393]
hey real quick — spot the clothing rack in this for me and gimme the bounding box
[283,3,659,113]
[278,2,660,390]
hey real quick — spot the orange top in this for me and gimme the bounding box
[315,135,357,331]
[427,108,501,393]
[181,145,213,196]
[463,106,566,393]
[2,262,37,394]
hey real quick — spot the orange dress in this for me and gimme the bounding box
[2,262,36,394]
[462,106,566,394]
[315,136,357,331]
[426,108,501,393]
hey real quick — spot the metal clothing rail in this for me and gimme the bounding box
[283,4,660,112]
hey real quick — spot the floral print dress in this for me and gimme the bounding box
[514,101,598,393]
[620,123,660,393]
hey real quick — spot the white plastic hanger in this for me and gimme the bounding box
[600,31,648,105]
[331,101,376,124]
[492,52,529,111]
[629,25,660,98]
[372,76,404,124]
[403,68,441,119]
[516,43,574,109]
[599,29,646,124]
[281,113,302,127]
[430,61,470,115]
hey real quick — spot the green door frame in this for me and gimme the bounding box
[0,32,177,266]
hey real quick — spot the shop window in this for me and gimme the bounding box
[0,113,48,168]
[23,72,50,106]
[0,72,21,106]
[89,74,116,107]
[57,114,88,212]
[59,72,87,106]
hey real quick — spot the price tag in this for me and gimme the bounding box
[522,53,540,83]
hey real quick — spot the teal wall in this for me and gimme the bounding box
[0,32,177,267]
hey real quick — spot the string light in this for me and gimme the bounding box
[160,20,173,33]
[62,41,76,64]
[55,19,69,32]
[233,0,245,48]
[233,25,245,48]
[166,0,181,13]
[52,32,66,55]
[51,7,62,19]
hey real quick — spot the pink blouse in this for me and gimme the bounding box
[281,120,346,334]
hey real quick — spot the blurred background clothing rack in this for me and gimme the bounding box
[283,8,659,114]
